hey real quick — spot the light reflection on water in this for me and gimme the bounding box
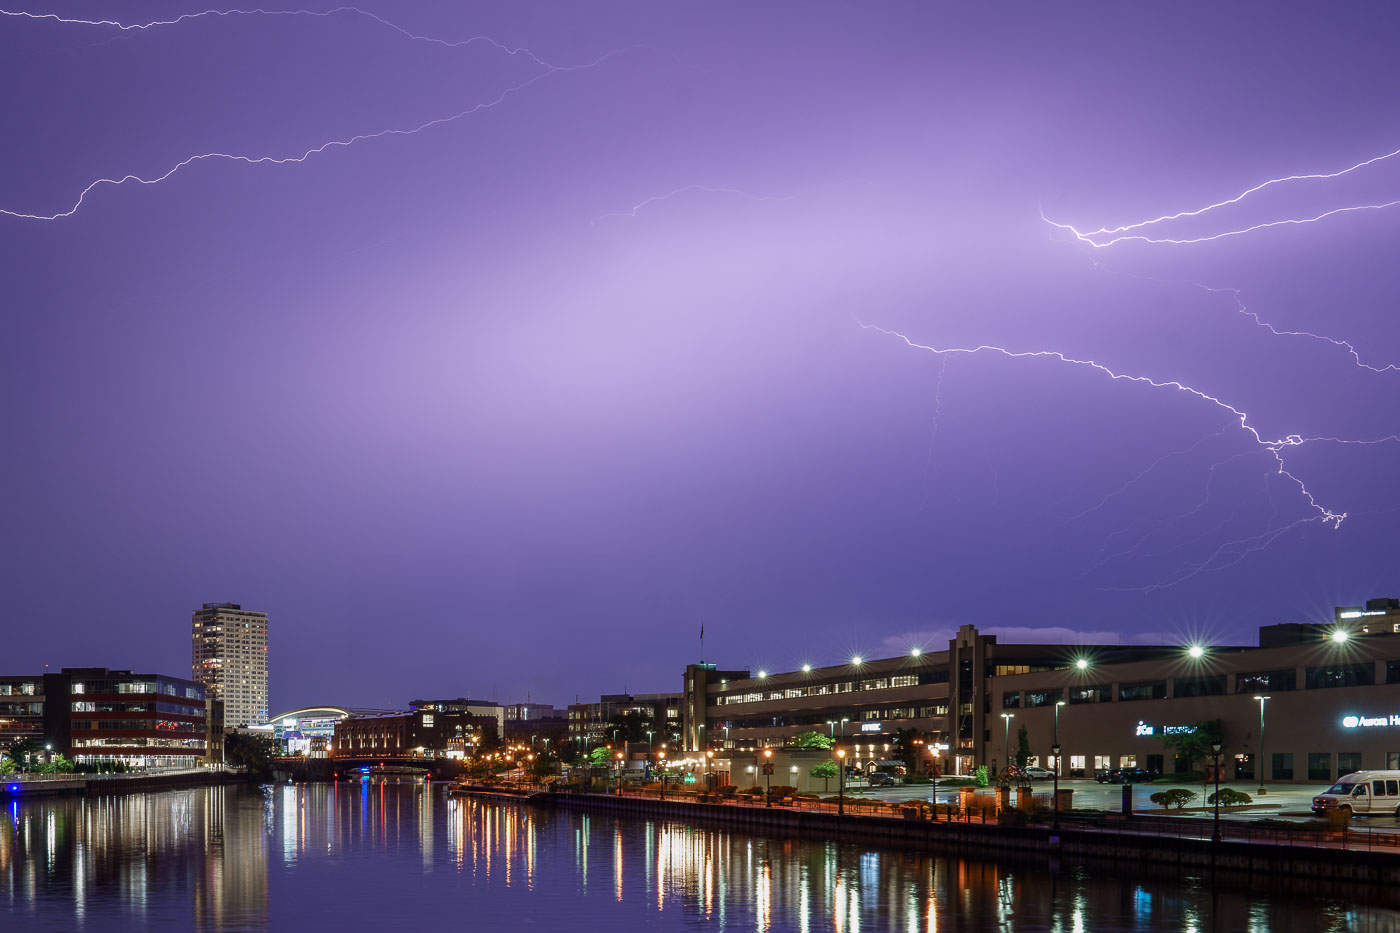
[2,783,1400,931]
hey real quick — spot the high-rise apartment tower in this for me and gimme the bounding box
[191,602,269,727]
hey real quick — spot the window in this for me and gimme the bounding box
[421,714,434,727]
[1069,755,1086,776]
[1338,752,1362,777]
[1386,661,1400,685]
[1002,692,1021,709]
[1306,663,1375,689]
[1068,685,1110,705]
[918,670,950,685]
[1235,669,1296,693]
[1174,675,1225,697]
[889,675,918,688]
[1307,753,1331,782]
[1093,755,1111,771]
[1118,682,1166,702]
[1024,689,1063,708]
[1271,752,1294,781]
[1119,755,1137,767]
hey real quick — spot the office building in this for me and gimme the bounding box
[1,668,215,768]
[685,597,1400,784]
[191,602,269,728]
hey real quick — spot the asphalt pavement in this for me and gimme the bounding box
[853,778,1400,827]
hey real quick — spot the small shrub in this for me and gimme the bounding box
[1149,788,1198,810]
[974,766,990,788]
[904,775,931,785]
[767,785,797,798]
[1208,788,1253,807]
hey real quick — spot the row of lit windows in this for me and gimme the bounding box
[1003,661,1400,708]
[717,673,935,707]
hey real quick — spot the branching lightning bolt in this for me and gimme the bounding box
[0,6,557,67]
[0,50,622,221]
[860,321,1400,588]
[1042,144,1400,246]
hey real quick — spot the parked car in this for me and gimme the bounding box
[868,771,897,787]
[1095,769,1122,784]
[1111,768,1159,784]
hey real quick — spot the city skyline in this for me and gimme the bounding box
[3,3,1398,713]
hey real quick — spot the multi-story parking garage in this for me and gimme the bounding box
[684,598,1400,783]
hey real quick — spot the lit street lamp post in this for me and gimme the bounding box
[658,750,667,800]
[1254,695,1270,795]
[763,748,773,807]
[1051,743,1062,830]
[836,749,846,815]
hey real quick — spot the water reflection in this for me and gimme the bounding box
[4,783,1400,931]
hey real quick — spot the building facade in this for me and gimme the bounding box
[1,668,215,768]
[684,598,1400,784]
[191,602,269,728]
[332,708,497,757]
[567,692,683,748]
[409,698,505,739]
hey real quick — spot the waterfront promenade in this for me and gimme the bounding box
[2,766,244,798]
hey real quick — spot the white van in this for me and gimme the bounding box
[1311,770,1400,817]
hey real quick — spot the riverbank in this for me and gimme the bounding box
[488,788,1400,885]
[2,767,245,798]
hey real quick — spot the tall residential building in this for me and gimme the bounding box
[192,602,269,728]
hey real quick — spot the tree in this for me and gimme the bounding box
[607,711,650,745]
[892,728,920,775]
[0,756,15,775]
[588,746,613,767]
[1163,720,1223,773]
[37,754,75,775]
[8,738,39,771]
[810,760,838,791]
[1015,725,1031,770]
[224,732,276,782]
[792,731,834,749]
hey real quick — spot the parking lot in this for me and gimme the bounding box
[856,778,1400,828]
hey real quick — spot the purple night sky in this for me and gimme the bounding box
[2,2,1397,714]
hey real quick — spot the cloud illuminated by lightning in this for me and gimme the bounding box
[0,50,622,221]
[0,6,557,67]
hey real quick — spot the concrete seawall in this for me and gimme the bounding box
[544,792,1400,885]
[2,769,245,799]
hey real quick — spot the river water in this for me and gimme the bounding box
[2,782,1399,931]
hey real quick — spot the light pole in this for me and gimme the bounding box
[1254,695,1270,796]
[836,749,846,815]
[827,720,836,739]
[930,743,946,821]
[1210,740,1223,843]
[706,749,714,790]
[763,748,773,807]
[1051,743,1062,830]
[658,750,667,800]
[1000,713,1014,776]
[616,751,624,795]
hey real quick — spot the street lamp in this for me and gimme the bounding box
[929,743,946,821]
[1211,740,1223,843]
[706,749,714,789]
[827,720,836,739]
[1053,700,1066,768]
[836,749,846,815]
[763,748,773,807]
[1051,743,1062,829]
[616,751,624,795]
[1254,695,1270,796]
[1000,713,1015,775]
[840,718,850,739]
[658,750,667,800]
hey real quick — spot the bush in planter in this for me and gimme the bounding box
[766,785,797,798]
[974,766,990,788]
[1149,788,1198,809]
[1207,788,1253,807]
[737,785,765,797]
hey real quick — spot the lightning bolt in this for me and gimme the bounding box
[0,50,623,221]
[590,185,796,226]
[860,321,1400,588]
[1042,143,1400,246]
[1046,200,1400,247]
[1,6,558,67]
